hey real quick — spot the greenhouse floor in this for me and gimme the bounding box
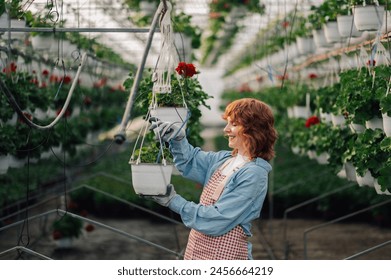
[1,211,391,260]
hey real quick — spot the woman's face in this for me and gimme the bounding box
[223,116,246,154]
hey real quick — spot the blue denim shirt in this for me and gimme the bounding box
[167,138,272,259]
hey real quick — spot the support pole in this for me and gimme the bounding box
[114,2,165,144]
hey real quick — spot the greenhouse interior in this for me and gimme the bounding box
[0,0,391,260]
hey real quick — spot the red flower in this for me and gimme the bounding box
[276,74,288,81]
[18,112,33,124]
[85,224,95,232]
[50,74,59,83]
[62,75,72,84]
[281,21,290,28]
[367,59,376,66]
[40,82,47,88]
[30,78,39,86]
[42,69,49,76]
[175,62,197,78]
[308,73,318,79]
[83,96,92,106]
[52,230,62,240]
[2,62,17,73]
[305,116,320,128]
[56,108,72,118]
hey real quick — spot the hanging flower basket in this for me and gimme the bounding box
[130,162,173,195]
[337,14,362,38]
[296,37,315,55]
[323,21,342,43]
[312,29,333,49]
[352,5,385,31]
[382,113,391,136]
[150,106,189,128]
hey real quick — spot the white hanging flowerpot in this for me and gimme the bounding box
[356,170,375,187]
[316,152,330,165]
[344,161,357,182]
[287,107,295,119]
[150,107,189,129]
[337,14,362,38]
[312,29,333,49]
[374,179,391,195]
[365,116,384,130]
[296,37,315,55]
[352,5,385,32]
[381,113,391,136]
[293,105,310,119]
[30,35,55,51]
[130,163,173,195]
[307,150,317,160]
[323,21,342,43]
[331,113,346,128]
[349,123,366,134]
[0,155,10,175]
[381,10,391,34]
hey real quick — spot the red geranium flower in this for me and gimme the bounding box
[308,73,318,79]
[62,75,72,84]
[85,224,95,232]
[2,62,17,74]
[52,230,62,240]
[18,112,33,124]
[42,69,49,76]
[366,59,376,66]
[305,116,320,128]
[175,62,197,78]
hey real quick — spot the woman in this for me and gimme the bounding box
[149,98,278,260]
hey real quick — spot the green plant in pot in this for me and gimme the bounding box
[376,137,391,192]
[51,213,83,241]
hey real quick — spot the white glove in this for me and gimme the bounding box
[149,118,185,142]
[149,184,177,207]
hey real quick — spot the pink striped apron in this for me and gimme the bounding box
[184,159,248,260]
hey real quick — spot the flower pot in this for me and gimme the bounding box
[316,152,329,165]
[344,162,357,182]
[337,14,362,38]
[381,10,391,34]
[287,107,295,119]
[365,116,383,130]
[296,37,315,55]
[0,155,10,175]
[356,170,375,187]
[130,163,173,195]
[323,22,342,43]
[331,114,346,128]
[320,111,332,123]
[150,107,189,128]
[382,113,391,137]
[374,179,391,195]
[293,105,310,119]
[307,150,316,160]
[349,123,365,134]
[55,237,74,249]
[352,5,385,31]
[31,35,55,51]
[312,29,333,49]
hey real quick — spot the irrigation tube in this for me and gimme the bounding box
[282,182,356,259]
[0,209,182,258]
[114,2,165,145]
[303,198,391,259]
[0,53,87,130]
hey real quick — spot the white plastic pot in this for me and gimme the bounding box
[352,5,385,31]
[337,14,362,38]
[130,163,173,195]
[150,107,189,127]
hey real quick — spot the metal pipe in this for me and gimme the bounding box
[303,198,391,259]
[344,240,391,260]
[0,246,52,260]
[0,209,182,258]
[114,2,164,144]
[0,27,153,33]
[282,182,355,259]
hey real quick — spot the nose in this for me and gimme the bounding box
[224,123,231,133]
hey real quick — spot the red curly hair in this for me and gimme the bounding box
[222,98,278,161]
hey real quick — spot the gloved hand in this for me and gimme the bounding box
[149,184,177,207]
[149,118,185,142]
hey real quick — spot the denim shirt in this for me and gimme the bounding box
[167,137,272,259]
